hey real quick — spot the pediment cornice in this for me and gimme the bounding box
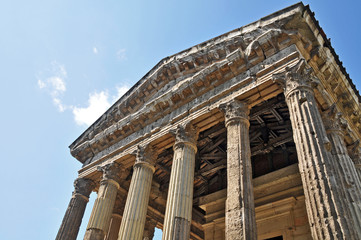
[70,3,361,165]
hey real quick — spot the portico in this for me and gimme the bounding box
[57,3,361,240]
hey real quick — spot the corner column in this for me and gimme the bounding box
[118,145,158,240]
[84,162,122,240]
[273,59,351,239]
[56,178,95,240]
[323,108,361,238]
[162,123,199,240]
[220,100,257,240]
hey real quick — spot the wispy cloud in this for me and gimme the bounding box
[37,62,67,112]
[116,48,127,61]
[93,47,98,54]
[38,61,130,127]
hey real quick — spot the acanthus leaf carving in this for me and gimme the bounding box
[219,99,249,127]
[272,59,319,98]
[73,178,95,197]
[97,162,122,183]
[323,104,348,135]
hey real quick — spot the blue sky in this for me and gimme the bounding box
[0,1,360,239]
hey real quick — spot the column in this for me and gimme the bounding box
[273,59,351,239]
[143,217,157,240]
[220,100,257,240]
[323,107,361,238]
[105,193,126,240]
[348,142,361,183]
[84,162,122,240]
[162,123,199,240]
[56,178,95,240]
[118,145,158,240]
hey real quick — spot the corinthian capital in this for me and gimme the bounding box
[219,99,249,127]
[272,59,319,97]
[174,122,199,146]
[73,178,95,197]
[135,145,158,165]
[322,105,348,134]
[97,162,122,183]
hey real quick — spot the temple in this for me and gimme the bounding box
[56,2,361,240]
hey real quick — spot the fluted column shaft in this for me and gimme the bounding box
[105,193,126,240]
[118,146,157,240]
[323,110,361,238]
[273,59,351,239]
[162,124,199,240]
[220,100,257,240]
[84,162,122,240]
[348,145,361,187]
[56,178,95,240]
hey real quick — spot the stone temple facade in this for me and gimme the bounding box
[56,3,361,240]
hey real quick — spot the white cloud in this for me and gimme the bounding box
[53,98,67,112]
[37,79,46,89]
[72,91,111,126]
[49,77,66,93]
[116,48,127,61]
[38,61,130,127]
[93,47,98,54]
[72,85,129,127]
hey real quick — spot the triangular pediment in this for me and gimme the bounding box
[70,2,361,165]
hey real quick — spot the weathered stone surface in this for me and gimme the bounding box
[273,59,353,239]
[323,106,361,238]
[56,178,95,240]
[220,100,257,240]
[118,145,157,240]
[162,123,199,240]
[84,163,122,240]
